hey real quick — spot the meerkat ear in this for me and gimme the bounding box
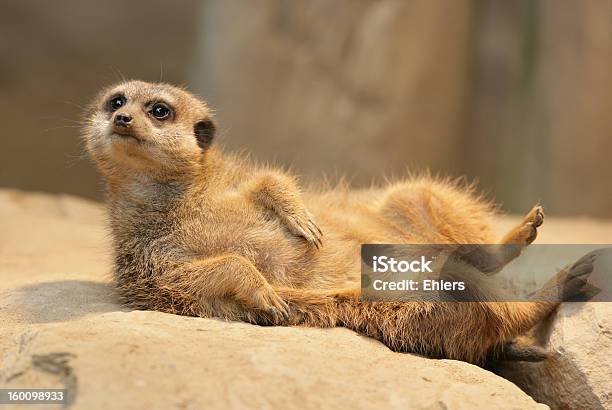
[194,119,216,150]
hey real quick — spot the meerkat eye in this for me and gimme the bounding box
[150,103,172,120]
[108,95,126,112]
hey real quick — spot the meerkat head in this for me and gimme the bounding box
[83,80,216,180]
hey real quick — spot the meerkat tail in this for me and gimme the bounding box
[275,287,559,364]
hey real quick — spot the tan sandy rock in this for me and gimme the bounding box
[4,190,609,409]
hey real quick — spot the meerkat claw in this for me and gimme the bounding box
[310,219,323,236]
[286,215,323,249]
[307,218,324,248]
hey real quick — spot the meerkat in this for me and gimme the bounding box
[82,80,595,365]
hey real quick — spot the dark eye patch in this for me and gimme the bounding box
[108,95,126,112]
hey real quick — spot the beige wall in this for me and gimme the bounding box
[467,0,612,216]
[1,0,611,217]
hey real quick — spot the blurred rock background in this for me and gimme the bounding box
[1,0,611,217]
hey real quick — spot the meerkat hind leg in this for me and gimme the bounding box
[454,205,545,275]
[160,254,289,322]
[378,180,494,244]
[501,204,544,246]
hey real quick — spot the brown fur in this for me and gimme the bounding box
[82,81,582,365]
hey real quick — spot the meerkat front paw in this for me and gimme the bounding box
[283,212,323,249]
[249,285,290,321]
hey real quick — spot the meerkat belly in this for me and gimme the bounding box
[184,208,311,284]
[307,193,407,244]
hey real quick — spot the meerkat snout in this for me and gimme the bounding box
[114,113,132,127]
[111,109,139,139]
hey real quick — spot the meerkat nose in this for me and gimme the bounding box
[114,113,132,127]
